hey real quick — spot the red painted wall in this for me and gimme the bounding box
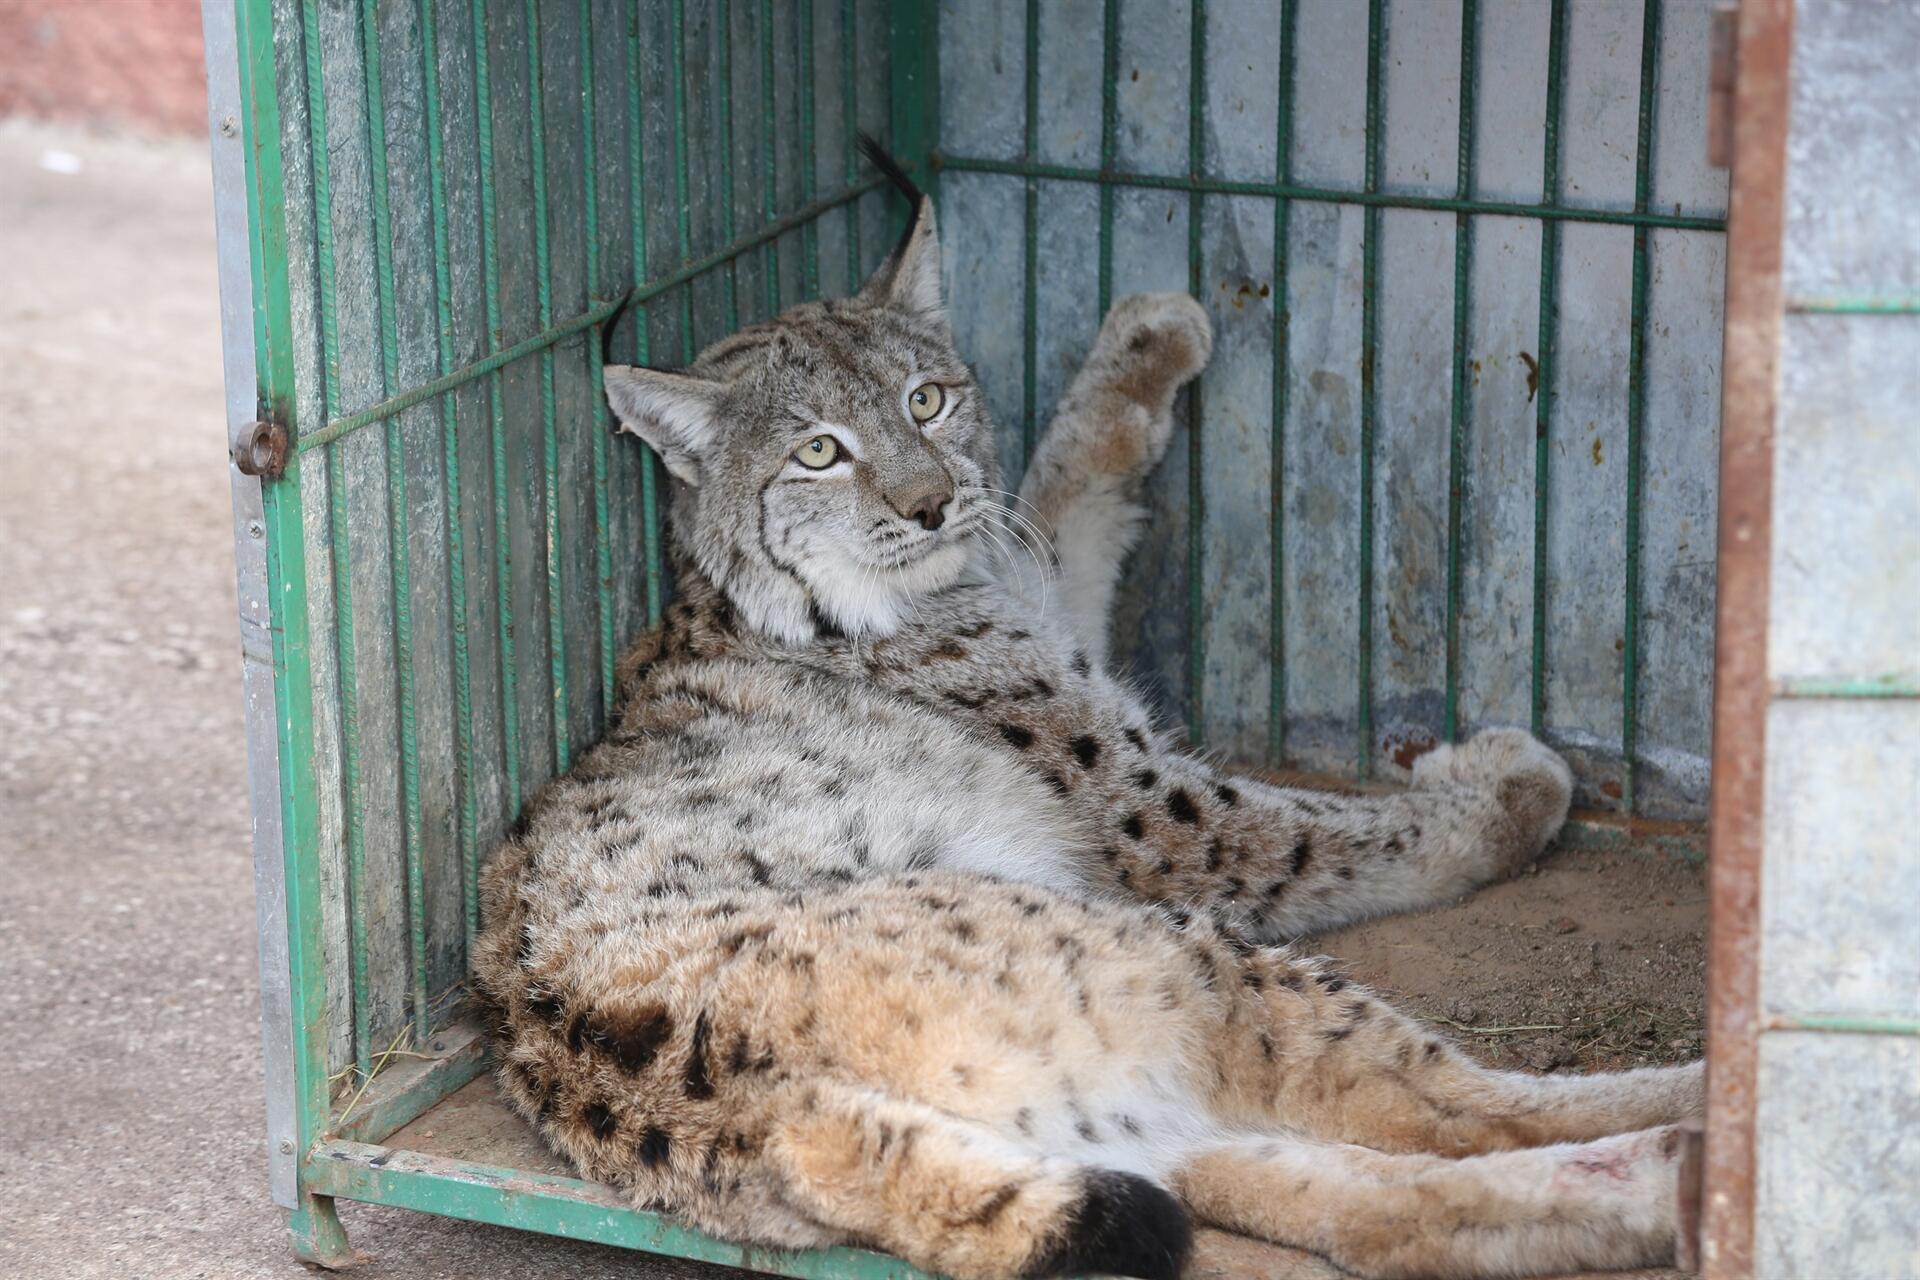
[0,0,207,136]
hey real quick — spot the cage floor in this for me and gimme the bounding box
[371,841,1700,1279]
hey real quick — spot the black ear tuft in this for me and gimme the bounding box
[857,131,923,206]
[857,131,929,271]
[600,288,637,367]
[1025,1170,1192,1280]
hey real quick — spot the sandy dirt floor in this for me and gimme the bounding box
[0,116,1704,1280]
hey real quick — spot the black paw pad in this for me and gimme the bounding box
[1026,1170,1192,1280]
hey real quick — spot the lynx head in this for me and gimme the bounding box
[604,191,1001,645]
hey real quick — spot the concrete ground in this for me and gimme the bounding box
[0,118,718,1280]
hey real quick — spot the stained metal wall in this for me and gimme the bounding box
[936,0,1729,819]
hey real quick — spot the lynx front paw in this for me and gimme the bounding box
[1097,292,1214,417]
[1411,727,1574,875]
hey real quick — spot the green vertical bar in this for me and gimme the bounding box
[472,0,522,813]
[672,0,698,354]
[236,0,331,1161]
[1096,0,1118,316]
[416,0,479,957]
[841,0,861,290]
[1021,0,1038,463]
[758,0,781,313]
[580,0,617,713]
[625,0,664,627]
[1622,0,1660,815]
[525,0,570,775]
[717,0,740,329]
[886,0,940,201]
[1185,0,1205,745]
[299,0,371,1077]
[798,0,820,299]
[1356,0,1382,780]
[1532,0,1568,740]
[358,0,430,1041]
[1444,0,1478,743]
[1269,0,1297,767]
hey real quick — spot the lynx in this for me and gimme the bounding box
[472,148,1702,1280]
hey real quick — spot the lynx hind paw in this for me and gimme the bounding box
[1097,292,1214,414]
[1412,727,1574,868]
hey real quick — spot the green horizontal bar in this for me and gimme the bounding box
[1786,295,1920,315]
[1774,675,1920,699]
[1766,1014,1920,1037]
[295,176,885,452]
[307,1141,941,1279]
[934,153,1727,233]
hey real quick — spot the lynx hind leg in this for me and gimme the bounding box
[1173,1126,1691,1280]
[1215,949,1703,1157]
[768,1081,1191,1280]
[1014,292,1212,659]
[1410,726,1574,879]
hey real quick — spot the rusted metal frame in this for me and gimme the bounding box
[1702,1,1794,1274]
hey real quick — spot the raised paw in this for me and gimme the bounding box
[1412,727,1574,875]
[1095,291,1214,417]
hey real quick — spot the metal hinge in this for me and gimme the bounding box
[232,418,291,479]
[1708,4,1739,168]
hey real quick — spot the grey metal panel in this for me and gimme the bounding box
[1754,1032,1920,1280]
[437,0,511,871]
[313,0,412,1059]
[809,1,851,302]
[536,0,604,761]
[1770,315,1920,684]
[1781,0,1920,297]
[1648,0,1728,215]
[203,0,300,1207]
[1542,217,1633,806]
[937,0,1024,163]
[487,0,558,804]
[1633,227,1722,820]
[1760,699,1920,1020]
[375,0,464,1006]
[941,170,1028,484]
[1197,193,1276,762]
[587,0,647,670]
[1035,0,1103,169]
[1031,178,1103,471]
[768,0,806,309]
[854,0,894,280]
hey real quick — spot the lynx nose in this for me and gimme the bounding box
[895,486,952,531]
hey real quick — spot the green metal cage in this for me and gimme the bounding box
[206,0,1727,1272]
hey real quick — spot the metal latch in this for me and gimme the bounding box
[232,419,291,479]
[1707,4,1738,168]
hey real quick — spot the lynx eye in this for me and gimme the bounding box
[795,435,841,469]
[907,382,945,423]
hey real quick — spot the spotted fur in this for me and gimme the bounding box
[475,187,1701,1280]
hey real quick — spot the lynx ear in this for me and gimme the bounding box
[604,365,724,485]
[859,195,946,320]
